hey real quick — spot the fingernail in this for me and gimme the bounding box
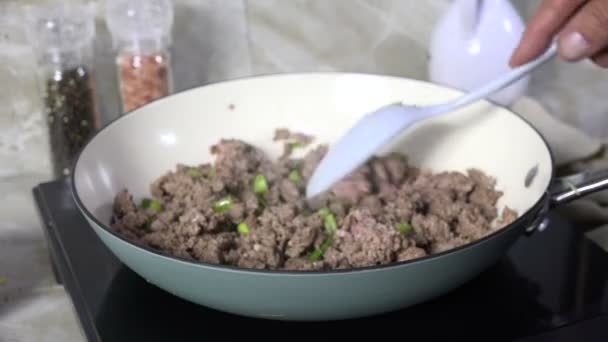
[561,32,591,61]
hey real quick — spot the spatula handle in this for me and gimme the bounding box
[432,41,558,114]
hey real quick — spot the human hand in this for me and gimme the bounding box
[510,0,608,68]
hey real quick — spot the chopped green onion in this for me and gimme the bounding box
[143,221,152,232]
[288,169,302,183]
[150,201,162,213]
[308,237,333,262]
[397,222,413,235]
[188,168,203,177]
[318,208,338,234]
[308,249,323,262]
[318,208,331,219]
[140,198,152,208]
[237,222,249,234]
[258,196,268,208]
[288,141,305,150]
[389,152,407,160]
[208,167,216,178]
[253,174,269,194]
[212,196,233,213]
[324,213,338,235]
[140,198,163,213]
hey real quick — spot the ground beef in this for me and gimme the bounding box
[110,128,518,271]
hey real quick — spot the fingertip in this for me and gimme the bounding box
[558,31,591,61]
[556,0,608,62]
[508,42,542,68]
[508,50,525,67]
[508,38,534,67]
[507,0,586,67]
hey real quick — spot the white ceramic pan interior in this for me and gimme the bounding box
[74,73,552,226]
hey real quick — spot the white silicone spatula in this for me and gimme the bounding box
[306,42,558,199]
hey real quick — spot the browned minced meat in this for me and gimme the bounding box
[110,128,518,271]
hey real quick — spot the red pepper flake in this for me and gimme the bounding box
[118,53,171,112]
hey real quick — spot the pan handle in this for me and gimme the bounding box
[549,169,608,208]
[524,169,608,236]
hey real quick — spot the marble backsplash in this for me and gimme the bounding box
[2,0,608,179]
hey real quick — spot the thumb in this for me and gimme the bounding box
[558,0,608,61]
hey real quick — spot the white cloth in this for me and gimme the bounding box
[511,97,601,167]
[511,96,608,224]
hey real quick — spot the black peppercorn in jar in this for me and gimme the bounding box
[43,66,99,177]
[25,2,101,178]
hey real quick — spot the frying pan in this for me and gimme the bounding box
[71,73,608,321]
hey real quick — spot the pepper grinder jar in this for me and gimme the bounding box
[105,0,175,114]
[428,0,528,106]
[25,2,101,179]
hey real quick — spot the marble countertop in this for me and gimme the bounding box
[0,172,84,342]
[2,0,608,341]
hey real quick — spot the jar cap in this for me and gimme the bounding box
[24,2,96,54]
[105,0,174,51]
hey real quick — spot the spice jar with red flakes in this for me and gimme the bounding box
[105,0,174,113]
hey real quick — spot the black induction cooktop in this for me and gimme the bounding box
[33,180,608,342]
